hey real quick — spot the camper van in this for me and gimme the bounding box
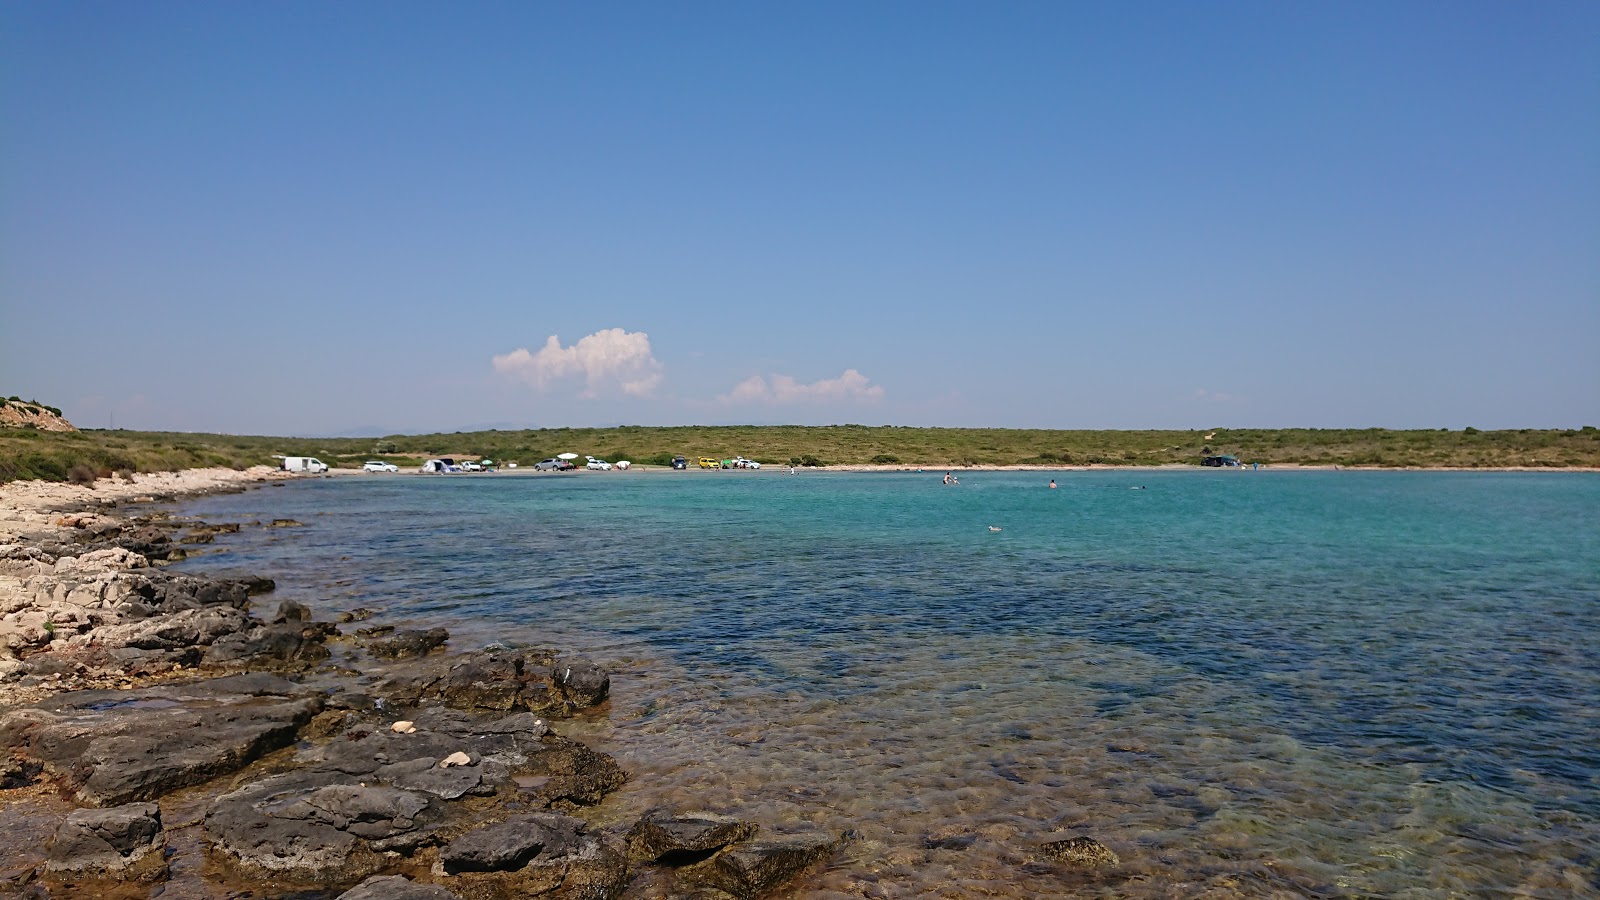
[280,457,329,474]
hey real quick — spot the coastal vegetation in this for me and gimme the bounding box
[3,421,1598,483]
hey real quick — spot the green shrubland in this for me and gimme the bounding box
[3,423,1599,483]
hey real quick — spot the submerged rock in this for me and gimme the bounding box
[678,832,841,899]
[339,874,462,899]
[1039,835,1121,869]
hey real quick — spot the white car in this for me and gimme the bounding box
[732,456,761,469]
[462,461,484,472]
[585,457,612,471]
[362,461,399,473]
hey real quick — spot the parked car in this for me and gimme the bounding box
[698,457,719,468]
[534,458,573,471]
[731,456,761,469]
[462,461,483,472]
[362,460,399,473]
[585,457,612,471]
[671,456,688,469]
[1202,455,1242,467]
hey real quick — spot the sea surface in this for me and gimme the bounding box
[171,469,1600,898]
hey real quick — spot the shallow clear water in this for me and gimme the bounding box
[173,469,1600,897]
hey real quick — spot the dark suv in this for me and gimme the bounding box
[670,456,688,469]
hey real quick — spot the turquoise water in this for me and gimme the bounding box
[174,469,1600,897]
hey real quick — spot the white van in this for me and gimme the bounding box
[281,456,329,473]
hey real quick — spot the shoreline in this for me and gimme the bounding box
[0,467,849,898]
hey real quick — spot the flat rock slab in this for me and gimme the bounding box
[439,812,628,899]
[204,708,627,887]
[205,771,438,885]
[0,672,323,806]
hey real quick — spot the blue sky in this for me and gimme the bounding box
[3,2,1596,435]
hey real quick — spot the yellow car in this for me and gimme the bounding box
[697,457,719,469]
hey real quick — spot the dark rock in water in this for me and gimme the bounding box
[357,624,395,637]
[338,607,376,623]
[377,650,610,718]
[339,874,462,899]
[1039,835,1120,869]
[626,807,758,863]
[179,531,214,545]
[439,812,628,898]
[679,832,840,899]
[368,627,450,659]
[0,674,323,806]
[268,519,305,528]
[45,801,165,876]
[274,599,312,623]
[202,622,331,668]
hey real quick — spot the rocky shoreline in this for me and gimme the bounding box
[0,468,892,899]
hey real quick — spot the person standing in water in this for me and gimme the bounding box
[1049,479,1057,489]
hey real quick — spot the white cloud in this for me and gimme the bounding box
[719,369,885,405]
[493,329,663,397]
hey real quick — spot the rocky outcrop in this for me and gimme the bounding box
[377,650,610,717]
[0,673,323,806]
[0,400,76,432]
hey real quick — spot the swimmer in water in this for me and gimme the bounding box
[1049,479,1057,489]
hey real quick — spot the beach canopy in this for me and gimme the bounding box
[557,452,578,460]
